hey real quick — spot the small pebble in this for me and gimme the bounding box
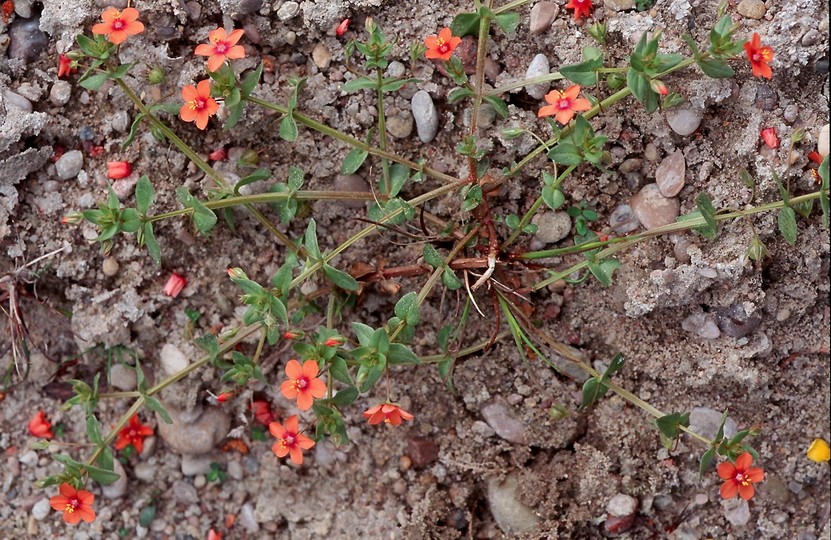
[239,503,259,532]
[666,107,702,136]
[715,304,761,338]
[529,2,558,34]
[386,113,414,139]
[31,498,51,521]
[655,150,686,197]
[481,398,528,444]
[606,493,638,517]
[312,43,332,70]
[160,343,188,376]
[227,460,243,480]
[333,174,369,208]
[487,474,540,534]
[111,111,130,132]
[681,313,721,339]
[689,407,737,441]
[156,406,231,455]
[276,1,299,20]
[532,211,572,243]
[783,104,799,124]
[754,83,778,111]
[49,81,72,106]
[722,497,751,527]
[644,143,659,162]
[411,90,439,143]
[102,257,119,276]
[386,61,406,79]
[109,363,137,390]
[101,460,127,498]
[193,475,207,489]
[525,53,551,100]
[737,0,766,19]
[133,462,157,482]
[172,480,198,504]
[55,150,84,180]
[181,454,213,476]
[801,29,820,47]
[630,184,680,230]
[609,205,640,234]
[8,17,48,63]
[618,158,642,173]
[818,124,829,157]
[406,437,439,468]
[2,88,33,112]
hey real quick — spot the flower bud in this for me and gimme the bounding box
[336,18,350,36]
[226,267,247,280]
[650,79,668,96]
[61,212,84,225]
[107,161,132,179]
[746,235,767,261]
[147,67,165,84]
[760,127,779,149]
[163,272,186,297]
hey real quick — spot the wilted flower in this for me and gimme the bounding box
[28,411,54,439]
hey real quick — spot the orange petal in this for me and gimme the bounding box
[289,446,303,465]
[363,405,382,418]
[227,29,245,45]
[301,360,319,379]
[50,495,69,511]
[746,467,765,483]
[100,8,119,23]
[298,434,315,450]
[449,36,461,49]
[194,44,215,57]
[387,411,402,426]
[398,408,414,421]
[556,109,575,125]
[64,509,82,525]
[296,391,313,411]
[271,441,289,457]
[438,27,453,43]
[196,79,213,98]
[91,22,111,35]
[77,505,96,523]
[735,452,753,471]
[108,30,128,45]
[285,359,303,379]
[284,415,299,433]
[207,54,225,72]
[720,480,738,499]
[204,98,219,116]
[760,46,774,62]
[180,104,198,122]
[181,84,198,101]
[717,462,736,480]
[571,97,592,112]
[208,28,228,43]
[538,104,558,118]
[563,85,582,100]
[225,45,246,60]
[308,378,327,398]
[59,483,76,498]
[120,7,140,23]
[425,48,443,60]
[425,36,438,50]
[280,380,298,399]
[269,421,286,438]
[368,410,384,424]
[750,32,761,50]
[126,20,145,35]
[737,482,755,500]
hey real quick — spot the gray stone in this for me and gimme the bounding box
[101,460,127,499]
[19,450,38,467]
[133,462,156,483]
[31,498,51,520]
[386,113,414,139]
[111,111,130,132]
[655,150,686,197]
[681,313,721,339]
[630,184,680,230]
[783,104,799,123]
[606,493,638,517]
[49,81,72,107]
[818,123,829,157]
[532,211,571,243]
[2,89,33,112]
[721,497,750,527]
[411,90,439,143]
[227,459,244,480]
[239,503,259,532]
[689,407,737,441]
[487,473,540,535]
[666,107,702,136]
[159,343,188,376]
[609,205,640,234]
[102,257,119,277]
[172,480,199,504]
[754,83,777,111]
[276,1,300,20]
[604,0,636,10]
[715,304,761,338]
[55,150,84,180]
[312,43,332,70]
[181,454,214,476]
[644,143,659,162]
[524,53,550,100]
[529,2,558,34]
[333,174,369,208]
[481,398,528,444]
[385,61,406,79]
[8,18,48,63]
[157,405,230,455]
[618,158,642,173]
[110,364,138,392]
[737,0,765,19]
[801,29,821,47]
[221,0,262,16]
[13,0,33,17]
[113,175,139,200]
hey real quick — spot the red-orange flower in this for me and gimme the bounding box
[538,84,591,125]
[363,403,414,426]
[425,28,461,61]
[163,272,186,297]
[250,400,274,425]
[107,161,131,179]
[280,359,326,410]
[179,80,219,130]
[58,54,75,78]
[91,7,145,46]
[565,0,593,20]
[744,33,774,80]
[50,483,95,525]
[717,452,765,500]
[28,410,54,439]
[270,415,315,465]
[195,28,246,72]
[760,128,778,149]
[114,414,153,454]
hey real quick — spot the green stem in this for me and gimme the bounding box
[376,68,391,196]
[420,330,512,363]
[503,164,576,249]
[469,0,493,139]
[487,72,565,96]
[493,0,532,14]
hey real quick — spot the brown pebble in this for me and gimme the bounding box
[406,436,439,468]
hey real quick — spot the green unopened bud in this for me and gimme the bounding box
[237,149,259,168]
[226,267,248,280]
[65,50,84,61]
[60,211,84,225]
[148,67,165,85]
[747,235,767,261]
[502,127,525,139]
[662,92,685,109]
[606,72,626,90]
[791,127,805,144]
[587,22,607,45]
[365,16,376,34]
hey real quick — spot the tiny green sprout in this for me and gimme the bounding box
[147,67,165,84]
[747,235,767,261]
[207,462,226,483]
[237,149,260,168]
[587,21,606,45]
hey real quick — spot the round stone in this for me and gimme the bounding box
[609,205,640,234]
[666,107,702,136]
[818,123,829,157]
[630,184,680,230]
[655,150,686,197]
[333,174,370,208]
[411,90,439,143]
[386,113,414,139]
[49,81,72,106]
[529,2,558,34]
[156,405,231,455]
[525,53,551,100]
[160,343,189,376]
[55,150,84,180]
[532,211,572,243]
[737,0,766,19]
[102,257,119,276]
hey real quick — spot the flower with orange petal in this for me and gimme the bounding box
[280,359,326,410]
[50,483,96,524]
[760,128,778,149]
[565,0,593,20]
[179,80,219,130]
[58,54,75,78]
[250,400,274,425]
[425,28,461,61]
[717,452,765,500]
[91,7,145,45]
[107,161,131,179]
[114,414,153,454]
[363,403,414,426]
[28,410,54,439]
[195,28,246,72]
[270,415,315,465]
[744,33,774,80]
[538,84,592,125]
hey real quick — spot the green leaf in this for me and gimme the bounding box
[144,396,172,424]
[138,506,156,528]
[143,222,161,264]
[387,343,420,365]
[793,199,813,219]
[587,257,620,286]
[450,12,480,37]
[819,155,829,229]
[120,208,142,233]
[176,187,217,235]
[542,186,565,210]
[626,69,657,112]
[699,447,715,477]
[241,62,263,97]
[394,292,420,326]
[341,148,369,175]
[323,263,360,291]
[423,244,444,268]
[603,353,625,378]
[381,77,418,92]
[279,115,298,142]
[79,72,111,91]
[330,386,359,407]
[352,322,375,347]
[109,63,133,80]
[494,12,520,34]
[234,168,272,195]
[448,87,474,104]
[135,176,154,215]
[580,377,609,410]
[304,219,322,260]
[86,414,103,445]
[121,112,145,150]
[461,185,482,212]
[341,76,378,93]
[483,95,509,118]
[548,142,584,166]
[696,57,734,78]
[560,49,604,86]
[778,206,797,245]
[95,447,114,478]
[695,192,718,239]
[287,166,305,191]
[655,412,690,439]
[85,462,121,486]
[442,269,463,290]
[387,164,409,197]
